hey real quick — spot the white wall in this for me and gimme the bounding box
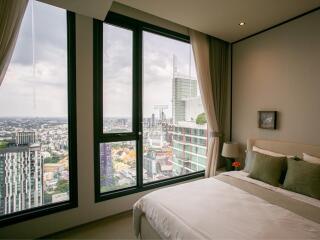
[232,10,320,150]
[39,0,113,20]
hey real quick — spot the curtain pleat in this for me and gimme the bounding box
[0,0,29,86]
[190,30,229,177]
[209,37,228,136]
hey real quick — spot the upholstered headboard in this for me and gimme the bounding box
[247,139,320,158]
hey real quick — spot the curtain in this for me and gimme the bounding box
[0,0,29,86]
[208,36,229,170]
[190,30,229,177]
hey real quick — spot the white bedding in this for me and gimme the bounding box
[134,171,320,239]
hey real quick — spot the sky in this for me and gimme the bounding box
[0,0,200,118]
[103,24,198,119]
[0,1,67,117]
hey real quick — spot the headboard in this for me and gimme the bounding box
[247,139,320,158]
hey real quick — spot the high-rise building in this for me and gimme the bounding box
[0,137,42,215]
[170,122,207,175]
[100,143,114,187]
[143,148,173,182]
[151,113,155,127]
[172,76,197,123]
[15,131,36,145]
[171,74,207,175]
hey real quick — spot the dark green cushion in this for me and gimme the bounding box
[248,152,286,186]
[283,159,320,200]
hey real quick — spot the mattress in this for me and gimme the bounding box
[133,171,320,239]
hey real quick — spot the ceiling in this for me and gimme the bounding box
[116,0,320,42]
[39,0,113,20]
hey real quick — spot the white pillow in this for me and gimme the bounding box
[303,153,320,165]
[252,146,286,157]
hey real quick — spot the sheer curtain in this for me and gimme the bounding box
[190,30,229,177]
[0,0,29,85]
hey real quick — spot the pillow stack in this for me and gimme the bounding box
[244,146,320,199]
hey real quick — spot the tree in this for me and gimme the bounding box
[44,155,60,164]
[196,113,207,125]
[0,141,8,149]
[44,192,53,204]
[55,180,69,193]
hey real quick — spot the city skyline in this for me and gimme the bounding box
[0,0,207,215]
[0,118,70,215]
[0,1,198,118]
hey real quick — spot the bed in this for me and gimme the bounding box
[133,139,320,239]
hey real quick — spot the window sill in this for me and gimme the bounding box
[96,171,205,202]
[0,200,77,227]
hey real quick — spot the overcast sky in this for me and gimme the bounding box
[0,1,67,117]
[103,25,198,119]
[0,0,199,118]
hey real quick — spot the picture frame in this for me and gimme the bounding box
[258,111,277,129]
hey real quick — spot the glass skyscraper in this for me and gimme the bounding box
[171,76,207,175]
[0,133,42,215]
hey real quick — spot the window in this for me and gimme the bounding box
[102,24,133,134]
[0,1,76,225]
[94,13,207,201]
[143,30,207,183]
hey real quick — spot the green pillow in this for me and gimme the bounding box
[283,159,320,199]
[248,152,286,186]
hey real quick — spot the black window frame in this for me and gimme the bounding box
[0,11,77,227]
[93,12,204,203]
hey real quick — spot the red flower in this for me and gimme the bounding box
[232,161,241,168]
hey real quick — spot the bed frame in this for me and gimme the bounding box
[247,138,320,158]
[140,215,162,239]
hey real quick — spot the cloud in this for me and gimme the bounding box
[142,31,198,118]
[0,1,68,117]
[101,27,199,118]
[0,1,200,119]
[11,1,67,66]
[0,62,67,117]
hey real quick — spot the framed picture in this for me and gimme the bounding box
[258,111,277,129]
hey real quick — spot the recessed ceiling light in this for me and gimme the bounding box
[239,22,245,26]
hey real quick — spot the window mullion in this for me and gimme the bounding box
[136,26,143,189]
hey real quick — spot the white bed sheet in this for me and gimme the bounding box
[134,172,320,239]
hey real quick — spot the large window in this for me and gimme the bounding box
[143,31,207,183]
[0,1,76,225]
[94,13,207,201]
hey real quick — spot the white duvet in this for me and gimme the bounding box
[134,172,320,239]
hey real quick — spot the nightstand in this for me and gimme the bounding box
[216,167,226,175]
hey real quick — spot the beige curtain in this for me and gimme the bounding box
[0,0,29,86]
[190,30,229,177]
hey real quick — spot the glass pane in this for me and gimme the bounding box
[142,31,207,184]
[100,141,136,193]
[103,24,133,133]
[0,1,69,216]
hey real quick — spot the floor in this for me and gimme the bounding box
[48,211,135,239]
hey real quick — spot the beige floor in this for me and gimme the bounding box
[48,211,135,239]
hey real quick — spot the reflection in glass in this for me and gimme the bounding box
[100,141,136,193]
